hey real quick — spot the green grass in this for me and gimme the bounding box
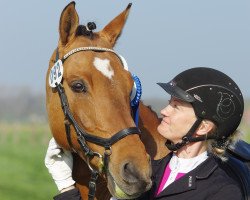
[240,123,250,143]
[0,122,57,200]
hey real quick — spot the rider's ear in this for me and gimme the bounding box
[100,3,132,47]
[59,1,79,46]
[196,120,215,136]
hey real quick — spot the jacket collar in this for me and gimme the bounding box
[153,154,218,198]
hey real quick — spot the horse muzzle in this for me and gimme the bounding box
[107,157,152,199]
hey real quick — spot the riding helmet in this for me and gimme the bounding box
[157,67,244,140]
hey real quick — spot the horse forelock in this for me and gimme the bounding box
[75,25,96,39]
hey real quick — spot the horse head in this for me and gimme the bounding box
[46,2,152,199]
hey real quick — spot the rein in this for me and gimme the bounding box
[50,47,141,200]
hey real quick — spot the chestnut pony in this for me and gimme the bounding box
[46,2,168,200]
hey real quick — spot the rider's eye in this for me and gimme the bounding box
[70,80,87,93]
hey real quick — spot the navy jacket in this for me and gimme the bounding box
[138,153,243,200]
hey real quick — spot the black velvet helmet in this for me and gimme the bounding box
[158,67,244,140]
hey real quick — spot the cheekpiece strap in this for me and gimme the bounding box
[165,118,203,151]
[88,170,99,200]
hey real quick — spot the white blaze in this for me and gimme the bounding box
[93,57,114,79]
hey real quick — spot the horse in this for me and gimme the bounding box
[46,2,168,200]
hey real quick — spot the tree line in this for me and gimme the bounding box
[0,86,249,126]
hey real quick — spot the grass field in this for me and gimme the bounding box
[239,123,250,142]
[0,122,249,200]
[0,122,57,200]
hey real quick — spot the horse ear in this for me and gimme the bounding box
[59,1,79,46]
[101,3,132,47]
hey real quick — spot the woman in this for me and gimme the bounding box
[45,67,245,199]
[139,67,244,199]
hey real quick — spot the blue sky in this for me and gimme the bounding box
[0,0,250,102]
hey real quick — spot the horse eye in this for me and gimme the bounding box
[70,80,87,93]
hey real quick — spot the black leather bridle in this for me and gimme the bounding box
[51,47,141,200]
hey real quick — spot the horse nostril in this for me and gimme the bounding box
[120,161,152,195]
[122,162,138,183]
[124,163,129,171]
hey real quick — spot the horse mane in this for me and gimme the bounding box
[140,100,160,119]
[139,102,169,160]
[145,104,159,119]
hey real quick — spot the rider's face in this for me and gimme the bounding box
[157,96,197,144]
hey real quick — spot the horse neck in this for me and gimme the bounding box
[139,102,170,160]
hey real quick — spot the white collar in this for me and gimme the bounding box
[169,151,208,173]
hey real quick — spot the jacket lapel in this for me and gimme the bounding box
[155,155,218,198]
[152,153,172,190]
[149,153,172,198]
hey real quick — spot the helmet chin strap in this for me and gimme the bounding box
[165,118,208,151]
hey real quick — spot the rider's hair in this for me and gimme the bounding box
[207,129,242,161]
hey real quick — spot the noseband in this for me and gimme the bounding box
[49,47,141,200]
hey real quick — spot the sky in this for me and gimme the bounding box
[0,0,250,103]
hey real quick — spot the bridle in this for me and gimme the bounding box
[49,46,142,200]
